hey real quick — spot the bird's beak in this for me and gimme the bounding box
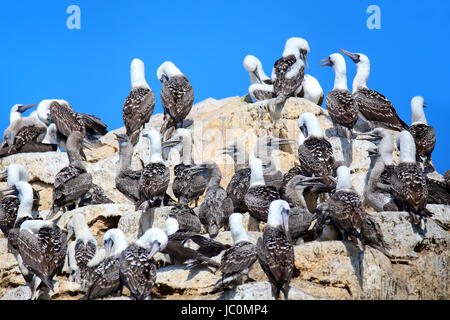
[367,146,379,158]
[301,52,309,70]
[185,165,207,175]
[18,104,37,113]
[423,102,429,109]
[277,138,297,146]
[328,176,338,184]
[356,133,381,143]
[161,139,182,149]
[114,133,128,142]
[81,141,95,151]
[296,176,324,187]
[1,187,16,196]
[148,240,161,259]
[319,57,332,67]
[0,139,7,149]
[254,71,262,84]
[104,239,114,257]
[0,170,7,181]
[339,49,360,63]
[281,208,290,234]
[66,228,74,241]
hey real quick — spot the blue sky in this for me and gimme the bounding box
[0,1,449,173]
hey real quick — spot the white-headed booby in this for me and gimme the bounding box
[66,213,98,289]
[83,228,128,300]
[320,53,358,139]
[157,61,194,140]
[407,96,436,169]
[195,160,234,236]
[295,74,324,106]
[359,128,399,212]
[244,155,280,222]
[297,113,335,183]
[114,133,142,206]
[119,228,168,300]
[138,129,170,210]
[17,219,67,293]
[48,131,93,219]
[215,212,258,288]
[223,142,251,213]
[162,128,206,206]
[327,166,390,255]
[243,55,275,102]
[0,164,40,236]
[256,200,294,300]
[391,131,431,228]
[161,217,225,268]
[340,49,408,132]
[123,58,155,146]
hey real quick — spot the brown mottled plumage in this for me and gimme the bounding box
[123,88,155,146]
[17,221,68,291]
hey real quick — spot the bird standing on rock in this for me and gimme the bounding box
[139,129,170,211]
[123,58,155,146]
[157,61,194,141]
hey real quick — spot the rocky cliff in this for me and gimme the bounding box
[0,97,448,300]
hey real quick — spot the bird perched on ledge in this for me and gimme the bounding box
[122,58,155,146]
[157,61,194,141]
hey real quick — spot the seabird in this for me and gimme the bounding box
[282,175,318,242]
[0,164,40,236]
[114,133,142,206]
[1,104,37,144]
[222,142,251,213]
[66,213,98,290]
[162,217,225,268]
[79,184,114,207]
[1,104,52,154]
[320,53,358,140]
[123,58,155,146]
[243,55,275,102]
[340,49,408,132]
[48,131,93,219]
[254,136,295,192]
[214,212,258,288]
[168,204,202,233]
[425,175,450,206]
[37,99,108,148]
[359,128,399,212]
[297,113,336,184]
[157,61,194,140]
[138,129,170,210]
[243,55,273,85]
[391,131,431,228]
[273,37,308,98]
[327,166,390,255]
[195,160,234,236]
[17,219,68,296]
[256,200,294,300]
[223,136,292,213]
[295,74,325,106]
[1,180,47,298]
[265,38,309,121]
[244,155,280,223]
[83,228,128,300]
[407,96,436,169]
[162,128,206,206]
[119,228,168,300]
